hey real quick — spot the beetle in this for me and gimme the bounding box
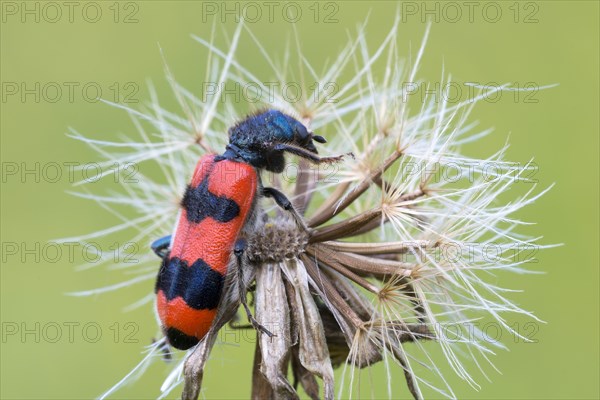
[150,109,345,350]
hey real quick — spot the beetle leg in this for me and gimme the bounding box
[272,143,351,165]
[228,320,253,330]
[151,337,173,362]
[228,284,257,330]
[151,235,172,259]
[262,186,311,233]
[234,239,275,338]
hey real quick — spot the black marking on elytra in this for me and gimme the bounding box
[154,255,169,294]
[165,327,200,350]
[181,174,240,224]
[157,257,224,310]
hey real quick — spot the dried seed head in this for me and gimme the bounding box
[246,218,309,263]
[71,17,553,400]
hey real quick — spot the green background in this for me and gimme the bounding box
[1,1,598,399]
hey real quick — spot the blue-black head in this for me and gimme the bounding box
[223,109,327,173]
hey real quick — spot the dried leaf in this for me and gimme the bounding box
[255,262,298,399]
[282,259,335,400]
[252,341,275,399]
[290,345,320,400]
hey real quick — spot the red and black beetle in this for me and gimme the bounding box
[151,109,344,350]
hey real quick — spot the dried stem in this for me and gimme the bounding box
[308,150,403,227]
[310,209,382,242]
[302,254,364,328]
[322,240,436,255]
[302,254,383,368]
[306,246,379,294]
[327,251,415,277]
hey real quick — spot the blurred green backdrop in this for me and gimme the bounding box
[1,1,598,399]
